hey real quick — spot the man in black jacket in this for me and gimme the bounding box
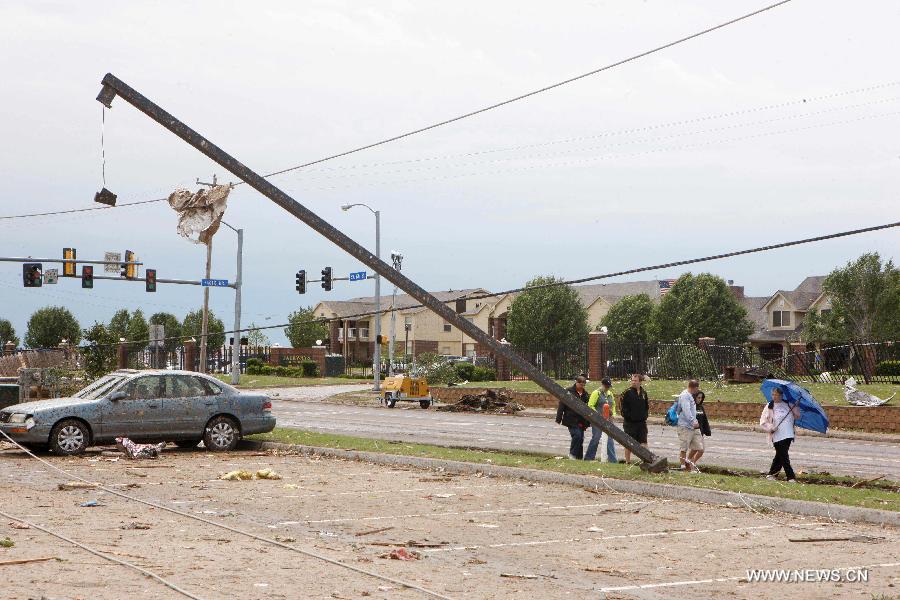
[619,373,649,464]
[556,375,590,459]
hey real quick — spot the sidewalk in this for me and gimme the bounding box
[518,407,900,443]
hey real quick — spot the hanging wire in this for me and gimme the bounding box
[100,105,107,188]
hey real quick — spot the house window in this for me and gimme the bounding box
[443,323,452,332]
[819,309,831,318]
[773,311,791,327]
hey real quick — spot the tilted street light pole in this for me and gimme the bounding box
[340,203,381,392]
[388,251,403,376]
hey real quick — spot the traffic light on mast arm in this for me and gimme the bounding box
[121,250,136,279]
[145,269,157,293]
[22,263,42,287]
[62,248,77,277]
[375,334,388,347]
[321,267,332,291]
[296,270,306,294]
[82,265,94,289]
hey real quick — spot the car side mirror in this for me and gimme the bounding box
[109,391,128,401]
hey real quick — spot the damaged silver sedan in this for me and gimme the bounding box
[0,370,275,455]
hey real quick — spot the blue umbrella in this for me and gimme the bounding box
[760,379,829,434]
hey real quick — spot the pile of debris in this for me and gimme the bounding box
[436,389,524,414]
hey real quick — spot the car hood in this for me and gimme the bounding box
[1,397,98,414]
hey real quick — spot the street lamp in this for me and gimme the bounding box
[340,203,382,392]
[388,251,403,376]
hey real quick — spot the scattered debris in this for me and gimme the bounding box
[125,469,148,478]
[7,522,29,530]
[115,437,165,460]
[788,535,885,543]
[274,536,297,543]
[466,558,487,565]
[850,474,885,488]
[283,483,301,489]
[0,556,57,567]
[584,566,627,576]
[120,522,151,530]
[58,481,97,491]
[844,377,895,406]
[79,500,102,508]
[500,573,538,580]
[379,548,421,561]
[0,537,13,548]
[255,469,282,480]
[436,389,524,414]
[220,470,254,481]
[586,526,604,532]
[355,526,394,537]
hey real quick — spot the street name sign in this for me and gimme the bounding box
[43,269,59,284]
[349,271,367,282]
[104,251,121,273]
[201,278,229,287]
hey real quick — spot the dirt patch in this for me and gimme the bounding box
[0,446,896,599]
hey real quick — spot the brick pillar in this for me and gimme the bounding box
[588,331,608,381]
[4,341,15,355]
[116,341,128,369]
[495,340,511,381]
[329,321,340,354]
[184,339,197,372]
[788,342,807,376]
[698,336,715,349]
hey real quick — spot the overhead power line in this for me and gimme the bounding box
[0,197,166,221]
[236,0,794,185]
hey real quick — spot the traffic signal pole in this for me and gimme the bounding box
[230,227,243,385]
[95,72,666,472]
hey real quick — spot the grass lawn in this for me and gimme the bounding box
[456,379,898,406]
[250,428,899,512]
[215,374,371,388]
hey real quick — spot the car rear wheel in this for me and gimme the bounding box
[50,419,89,456]
[419,399,431,409]
[203,416,239,452]
[387,395,397,408]
[174,439,200,449]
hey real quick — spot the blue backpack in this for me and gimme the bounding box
[664,400,680,426]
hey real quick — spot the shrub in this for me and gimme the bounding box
[471,366,496,381]
[246,358,265,375]
[454,362,475,380]
[875,360,900,376]
[300,359,318,377]
[415,352,458,385]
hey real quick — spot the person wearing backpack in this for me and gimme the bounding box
[556,375,590,460]
[676,380,703,472]
[584,377,617,463]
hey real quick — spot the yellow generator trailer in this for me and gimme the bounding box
[381,375,432,409]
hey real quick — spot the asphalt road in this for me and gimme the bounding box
[262,384,900,479]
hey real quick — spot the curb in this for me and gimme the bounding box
[241,440,900,527]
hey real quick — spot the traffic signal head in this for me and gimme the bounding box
[22,263,42,287]
[82,265,94,289]
[376,334,388,346]
[296,269,306,294]
[122,250,136,279]
[321,266,332,291]
[62,248,77,277]
[145,268,157,293]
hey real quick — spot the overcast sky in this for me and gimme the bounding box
[1,0,898,345]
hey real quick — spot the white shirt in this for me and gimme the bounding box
[772,402,795,443]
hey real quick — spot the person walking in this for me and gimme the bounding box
[619,373,649,464]
[556,375,590,460]
[585,377,617,463]
[693,389,710,466]
[760,387,801,482]
[675,380,703,472]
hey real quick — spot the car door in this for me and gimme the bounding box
[162,375,209,437]
[101,375,164,438]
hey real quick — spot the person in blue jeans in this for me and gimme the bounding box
[584,377,618,463]
[556,376,589,459]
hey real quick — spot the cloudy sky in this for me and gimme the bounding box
[1,0,898,345]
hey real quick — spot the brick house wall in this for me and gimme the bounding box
[268,347,327,375]
[412,340,438,357]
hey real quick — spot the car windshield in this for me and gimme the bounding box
[73,375,128,400]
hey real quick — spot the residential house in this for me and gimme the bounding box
[743,276,831,360]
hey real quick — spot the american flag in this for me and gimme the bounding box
[658,279,677,296]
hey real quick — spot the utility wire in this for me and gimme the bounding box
[0,197,166,221]
[235,0,793,185]
[73,220,899,350]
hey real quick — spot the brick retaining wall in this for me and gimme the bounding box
[431,387,900,433]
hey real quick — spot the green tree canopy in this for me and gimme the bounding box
[805,252,900,342]
[126,309,149,351]
[285,307,328,349]
[599,294,658,343]
[0,319,19,348]
[82,321,117,378]
[246,322,271,347]
[24,306,81,348]
[506,275,589,377]
[653,273,754,343]
[108,309,131,342]
[182,309,226,349]
[149,312,183,352]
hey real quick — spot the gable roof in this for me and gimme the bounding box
[762,276,826,312]
[315,289,490,319]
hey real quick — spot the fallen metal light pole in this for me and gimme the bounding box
[95,72,666,472]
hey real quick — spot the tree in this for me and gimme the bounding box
[0,319,19,348]
[599,294,657,343]
[506,275,589,378]
[653,273,754,343]
[81,321,117,378]
[108,309,131,342]
[805,253,900,342]
[126,309,149,351]
[285,307,328,349]
[182,309,226,349]
[24,306,81,348]
[149,312,183,352]
[246,322,271,347]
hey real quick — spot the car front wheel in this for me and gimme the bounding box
[203,416,239,452]
[50,419,89,456]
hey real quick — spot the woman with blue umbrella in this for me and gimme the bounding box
[759,379,830,483]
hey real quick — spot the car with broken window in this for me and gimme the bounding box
[0,369,275,455]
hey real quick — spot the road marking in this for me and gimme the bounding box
[296,502,630,525]
[423,524,779,552]
[599,561,900,592]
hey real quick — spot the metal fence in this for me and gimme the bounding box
[508,342,589,381]
[760,341,900,385]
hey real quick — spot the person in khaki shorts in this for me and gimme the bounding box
[676,379,703,472]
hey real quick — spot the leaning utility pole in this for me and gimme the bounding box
[95,73,665,472]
